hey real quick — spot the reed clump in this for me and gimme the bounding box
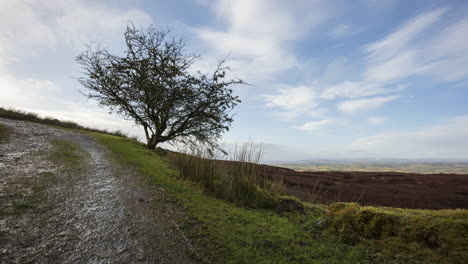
[172,142,284,208]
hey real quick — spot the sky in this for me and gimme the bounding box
[1,0,468,161]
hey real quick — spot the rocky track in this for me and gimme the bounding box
[0,118,194,264]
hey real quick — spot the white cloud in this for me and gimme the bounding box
[368,116,388,125]
[0,0,152,140]
[338,95,400,114]
[0,1,56,66]
[264,86,320,119]
[364,8,446,63]
[0,0,152,66]
[192,0,331,81]
[329,24,361,38]
[320,7,467,108]
[0,74,61,109]
[53,1,152,48]
[321,56,360,83]
[363,7,468,84]
[350,115,468,158]
[219,141,312,162]
[321,81,390,99]
[293,119,330,132]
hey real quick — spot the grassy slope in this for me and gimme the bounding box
[90,132,467,264]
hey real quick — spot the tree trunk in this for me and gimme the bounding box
[146,135,158,149]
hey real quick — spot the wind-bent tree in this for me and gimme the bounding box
[76,25,243,149]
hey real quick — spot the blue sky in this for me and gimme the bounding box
[1,0,468,161]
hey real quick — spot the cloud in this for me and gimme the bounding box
[321,81,390,99]
[264,85,320,119]
[320,7,467,109]
[0,1,56,66]
[350,115,468,158]
[192,0,331,81]
[338,95,400,114]
[364,8,446,63]
[329,24,361,38]
[52,1,152,48]
[368,116,388,125]
[0,74,61,109]
[0,0,152,140]
[0,0,152,67]
[293,119,330,132]
[219,141,313,162]
[363,7,468,84]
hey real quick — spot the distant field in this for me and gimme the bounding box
[270,161,468,174]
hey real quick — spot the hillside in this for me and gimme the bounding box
[1,117,467,263]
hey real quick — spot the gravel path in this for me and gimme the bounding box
[0,118,195,264]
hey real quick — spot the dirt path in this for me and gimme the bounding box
[0,118,195,264]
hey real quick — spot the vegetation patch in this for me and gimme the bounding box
[48,139,89,171]
[327,203,468,262]
[171,144,284,208]
[0,122,12,143]
[0,171,57,216]
[90,131,466,263]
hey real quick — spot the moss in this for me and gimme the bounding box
[327,202,468,262]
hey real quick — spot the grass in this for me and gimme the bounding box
[327,203,468,263]
[171,143,284,208]
[48,139,89,171]
[89,132,467,264]
[0,122,12,143]
[2,110,465,262]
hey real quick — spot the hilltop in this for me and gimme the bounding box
[1,113,467,263]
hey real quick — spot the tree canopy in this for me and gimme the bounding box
[76,24,244,149]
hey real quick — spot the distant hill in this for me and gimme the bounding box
[268,159,468,174]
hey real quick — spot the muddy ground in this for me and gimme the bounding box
[260,165,468,209]
[0,118,195,264]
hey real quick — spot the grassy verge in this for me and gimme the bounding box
[89,132,467,264]
[0,123,12,143]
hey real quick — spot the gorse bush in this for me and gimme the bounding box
[172,142,284,208]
